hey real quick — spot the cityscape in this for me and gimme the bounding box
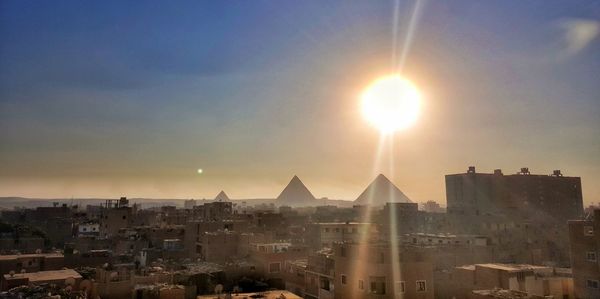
[0,1,599,299]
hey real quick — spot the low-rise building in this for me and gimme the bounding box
[304,250,335,299]
[249,242,309,284]
[283,259,308,297]
[568,209,600,299]
[0,253,64,276]
[333,242,434,299]
[437,263,574,299]
[77,222,100,236]
[307,222,378,250]
[197,290,302,299]
[1,268,82,291]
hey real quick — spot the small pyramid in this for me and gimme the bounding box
[276,175,316,206]
[354,174,412,205]
[214,190,230,202]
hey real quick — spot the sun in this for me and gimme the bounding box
[361,75,421,134]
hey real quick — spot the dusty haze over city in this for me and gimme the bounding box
[0,1,599,204]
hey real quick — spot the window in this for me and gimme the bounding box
[324,228,329,233]
[358,280,364,290]
[516,272,526,282]
[587,251,597,262]
[335,228,340,233]
[122,215,126,220]
[587,279,599,289]
[395,281,405,294]
[341,275,347,285]
[369,276,386,295]
[320,278,330,291]
[340,246,347,257]
[268,262,281,273]
[416,280,427,292]
[584,226,594,236]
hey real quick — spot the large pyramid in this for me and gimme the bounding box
[354,174,412,205]
[214,190,230,201]
[276,175,316,206]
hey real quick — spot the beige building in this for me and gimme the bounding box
[249,242,309,282]
[198,290,302,299]
[568,209,599,299]
[308,222,378,250]
[437,263,574,299]
[0,253,64,276]
[333,243,434,299]
[304,250,335,299]
[99,207,131,238]
[1,268,82,291]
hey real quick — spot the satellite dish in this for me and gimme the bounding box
[214,284,223,294]
[20,269,26,274]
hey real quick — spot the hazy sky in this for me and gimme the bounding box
[1,1,599,204]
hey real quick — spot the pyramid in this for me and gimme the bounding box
[276,175,316,206]
[354,174,412,205]
[214,190,230,201]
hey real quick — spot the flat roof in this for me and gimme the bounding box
[252,242,292,246]
[315,222,371,225]
[288,259,308,267]
[197,290,302,299]
[0,253,63,261]
[474,263,549,272]
[4,269,81,282]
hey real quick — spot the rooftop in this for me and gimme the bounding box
[4,269,82,282]
[475,263,549,272]
[0,253,63,261]
[316,222,371,226]
[198,290,302,299]
[472,288,531,298]
[457,263,550,272]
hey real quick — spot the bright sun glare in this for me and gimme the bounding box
[361,75,421,134]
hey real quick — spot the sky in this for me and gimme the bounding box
[0,1,599,204]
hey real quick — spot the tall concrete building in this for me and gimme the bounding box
[446,167,583,223]
[569,209,600,299]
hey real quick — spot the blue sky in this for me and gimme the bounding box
[0,1,599,203]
